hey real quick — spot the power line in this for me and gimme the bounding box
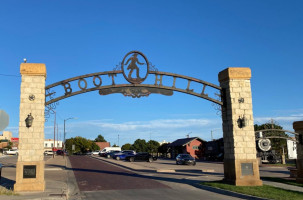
[0,73,20,77]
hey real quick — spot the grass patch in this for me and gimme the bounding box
[0,187,18,196]
[263,163,296,167]
[262,177,303,188]
[201,181,303,200]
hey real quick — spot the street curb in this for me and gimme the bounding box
[90,156,216,174]
[65,157,82,200]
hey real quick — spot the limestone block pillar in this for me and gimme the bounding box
[14,63,46,191]
[293,121,303,183]
[218,67,262,186]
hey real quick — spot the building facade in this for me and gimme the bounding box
[168,137,206,159]
[44,139,63,150]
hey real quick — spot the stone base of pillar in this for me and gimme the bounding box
[224,159,263,186]
[14,161,45,192]
[296,159,303,183]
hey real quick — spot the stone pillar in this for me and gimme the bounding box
[219,67,262,186]
[293,121,303,183]
[14,63,46,191]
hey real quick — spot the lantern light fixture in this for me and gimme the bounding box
[25,113,34,128]
[237,116,247,129]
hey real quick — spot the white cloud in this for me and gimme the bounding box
[255,115,303,124]
[73,118,217,132]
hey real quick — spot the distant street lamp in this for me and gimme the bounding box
[64,117,77,150]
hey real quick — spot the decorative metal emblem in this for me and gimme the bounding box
[29,94,35,101]
[238,98,244,103]
[121,51,149,84]
[258,139,271,151]
[99,87,173,98]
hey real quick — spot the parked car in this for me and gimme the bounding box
[112,150,136,160]
[125,152,157,162]
[44,150,54,155]
[99,147,121,157]
[4,149,18,155]
[176,154,196,165]
[56,150,64,155]
[0,162,2,180]
[91,150,100,156]
[106,150,121,158]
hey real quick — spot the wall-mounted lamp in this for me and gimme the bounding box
[25,113,34,128]
[237,116,247,128]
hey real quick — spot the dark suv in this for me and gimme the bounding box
[176,154,196,165]
[125,152,157,162]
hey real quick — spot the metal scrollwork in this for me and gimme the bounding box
[113,62,122,72]
[45,89,59,121]
[45,51,223,107]
[212,92,222,116]
[149,62,158,72]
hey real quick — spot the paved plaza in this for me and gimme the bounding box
[1,154,302,200]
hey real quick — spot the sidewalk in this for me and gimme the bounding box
[1,155,81,200]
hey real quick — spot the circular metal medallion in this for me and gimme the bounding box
[121,51,149,84]
[29,94,35,101]
[258,139,271,152]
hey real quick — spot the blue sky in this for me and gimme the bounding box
[0,0,302,146]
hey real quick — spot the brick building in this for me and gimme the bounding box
[95,142,110,150]
[168,137,206,159]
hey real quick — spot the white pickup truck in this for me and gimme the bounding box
[4,149,18,155]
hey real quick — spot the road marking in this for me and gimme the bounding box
[157,169,176,173]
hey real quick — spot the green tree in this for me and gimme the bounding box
[121,143,133,150]
[112,144,118,147]
[90,141,100,151]
[66,136,99,154]
[147,140,160,153]
[132,139,148,152]
[158,143,170,158]
[254,122,288,156]
[94,134,107,142]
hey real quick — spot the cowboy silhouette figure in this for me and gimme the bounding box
[125,53,144,79]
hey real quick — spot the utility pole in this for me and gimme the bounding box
[64,117,76,151]
[57,123,58,150]
[53,111,56,158]
[211,130,213,141]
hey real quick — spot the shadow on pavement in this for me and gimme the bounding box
[0,176,15,190]
[65,156,264,200]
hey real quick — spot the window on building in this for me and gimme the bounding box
[51,143,53,147]
[193,146,199,150]
[45,143,48,147]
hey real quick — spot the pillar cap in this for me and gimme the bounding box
[293,121,303,131]
[218,67,251,82]
[20,63,46,77]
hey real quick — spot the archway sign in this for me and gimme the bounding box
[15,51,263,191]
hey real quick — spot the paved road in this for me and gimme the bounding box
[69,155,169,191]
[69,156,249,200]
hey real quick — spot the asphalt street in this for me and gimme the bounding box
[69,156,255,200]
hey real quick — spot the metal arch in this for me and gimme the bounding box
[256,136,297,143]
[255,129,299,136]
[45,70,223,106]
[46,84,223,106]
[45,70,122,90]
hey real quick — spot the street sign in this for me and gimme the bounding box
[0,110,9,131]
[72,144,75,151]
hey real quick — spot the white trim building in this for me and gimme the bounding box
[44,139,63,149]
